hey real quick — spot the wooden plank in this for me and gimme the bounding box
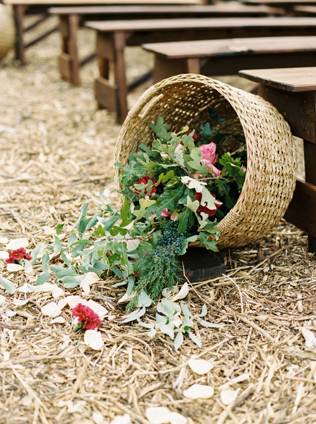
[239,67,316,92]
[59,52,72,80]
[143,36,316,59]
[258,84,316,143]
[49,4,285,16]
[95,77,119,115]
[294,5,316,14]
[3,0,206,4]
[85,17,316,32]
[284,179,316,239]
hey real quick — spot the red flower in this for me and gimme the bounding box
[134,175,157,196]
[6,248,32,264]
[72,303,101,330]
[194,192,221,217]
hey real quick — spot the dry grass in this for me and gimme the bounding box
[0,16,315,424]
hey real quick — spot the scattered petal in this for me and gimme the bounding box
[220,389,240,405]
[0,237,9,244]
[80,272,99,294]
[65,295,83,308]
[301,327,316,348]
[51,316,66,324]
[183,384,214,399]
[17,283,32,293]
[44,226,56,235]
[7,264,24,272]
[6,238,28,250]
[6,308,17,317]
[58,298,68,309]
[0,295,6,306]
[13,299,29,306]
[172,283,189,301]
[86,300,107,318]
[146,407,187,424]
[162,286,178,297]
[110,415,132,424]
[41,302,61,318]
[188,358,214,375]
[51,285,64,299]
[84,330,104,350]
[0,251,9,260]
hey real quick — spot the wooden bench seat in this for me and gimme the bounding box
[142,36,316,83]
[239,67,316,252]
[3,0,206,66]
[86,16,316,123]
[294,4,316,14]
[50,4,285,87]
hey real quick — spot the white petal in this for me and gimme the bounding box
[17,283,32,293]
[188,358,214,375]
[169,413,187,424]
[183,384,214,399]
[86,300,107,318]
[13,298,29,306]
[24,260,33,274]
[44,226,56,235]
[80,272,98,294]
[84,330,104,350]
[172,283,189,301]
[6,238,28,249]
[51,316,66,324]
[7,264,24,272]
[0,251,9,260]
[162,286,178,297]
[146,407,173,424]
[58,298,68,309]
[0,295,6,306]
[66,295,84,308]
[118,293,130,303]
[41,302,61,318]
[231,373,250,384]
[301,328,316,348]
[110,415,132,424]
[51,285,64,299]
[220,389,240,405]
[0,237,9,244]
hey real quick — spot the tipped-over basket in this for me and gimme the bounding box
[115,74,296,249]
[0,5,15,61]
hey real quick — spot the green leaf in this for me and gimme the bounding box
[133,198,156,220]
[174,331,184,351]
[197,317,222,328]
[184,315,194,328]
[108,253,121,267]
[56,223,64,235]
[0,276,15,294]
[149,116,172,142]
[35,272,51,286]
[75,203,89,227]
[50,265,77,278]
[122,307,146,323]
[61,252,72,267]
[120,196,132,227]
[53,236,62,253]
[155,188,183,218]
[68,233,77,246]
[41,252,50,272]
[199,232,219,252]
[177,207,192,233]
[181,303,192,317]
[30,243,42,265]
[138,290,153,308]
[187,148,208,175]
[208,107,225,125]
[188,331,202,348]
[69,239,92,247]
[103,213,120,232]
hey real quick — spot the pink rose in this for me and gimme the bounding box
[161,209,171,217]
[201,159,221,177]
[199,142,218,165]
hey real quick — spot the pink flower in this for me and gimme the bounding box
[199,142,218,165]
[201,159,221,177]
[6,248,32,264]
[72,303,101,330]
[161,209,171,217]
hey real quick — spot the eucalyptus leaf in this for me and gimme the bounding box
[0,276,15,294]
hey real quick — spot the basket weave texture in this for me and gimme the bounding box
[115,74,297,249]
[0,5,15,61]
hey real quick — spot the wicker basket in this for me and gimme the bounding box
[0,5,15,61]
[115,74,296,249]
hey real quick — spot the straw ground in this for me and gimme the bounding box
[0,15,315,424]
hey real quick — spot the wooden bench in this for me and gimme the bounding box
[86,16,316,123]
[294,4,316,14]
[2,0,206,66]
[49,4,285,87]
[241,0,316,13]
[239,67,316,253]
[142,36,316,83]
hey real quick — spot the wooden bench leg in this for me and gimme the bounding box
[14,5,26,65]
[304,140,316,252]
[59,14,80,86]
[187,58,201,74]
[113,32,128,124]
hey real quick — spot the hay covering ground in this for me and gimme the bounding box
[0,16,315,424]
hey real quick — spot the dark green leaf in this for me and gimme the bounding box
[56,223,64,235]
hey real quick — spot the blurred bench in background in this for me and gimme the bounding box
[50,3,284,86]
[86,16,316,123]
